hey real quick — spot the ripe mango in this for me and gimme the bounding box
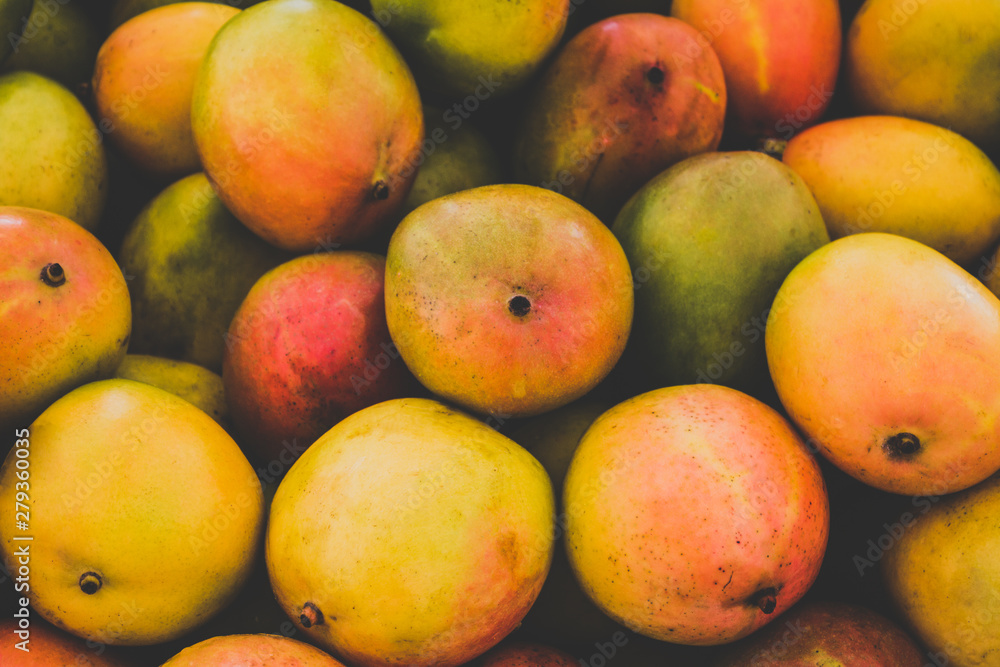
[882,472,1000,666]
[671,0,841,141]
[0,207,130,435]
[385,184,633,418]
[783,115,1000,267]
[766,233,1000,496]
[161,633,345,666]
[513,13,726,222]
[563,384,829,645]
[266,398,554,667]
[191,0,423,251]
[846,0,1000,153]
[0,72,108,231]
[0,379,264,645]
[93,2,240,178]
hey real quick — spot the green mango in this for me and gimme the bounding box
[611,151,829,394]
[118,172,292,373]
[400,106,504,218]
[0,0,32,63]
[0,71,108,230]
[1,0,99,89]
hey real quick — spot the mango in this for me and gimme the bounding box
[0,207,130,436]
[191,0,423,252]
[266,398,554,667]
[671,0,842,142]
[766,233,1000,496]
[714,601,926,666]
[385,184,633,418]
[783,115,1000,267]
[0,379,264,645]
[118,172,290,373]
[0,72,108,231]
[93,2,239,179]
[611,151,829,394]
[508,400,623,649]
[161,633,345,665]
[1,0,100,89]
[882,471,1000,666]
[0,616,135,665]
[223,251,416,465]
[478,642,578,667]
[114,353,229,430]
[563,384,829,645]
[398,105,504,220]
[370,0,569,99]
[846,0,1000,153]
[513,13,727,222]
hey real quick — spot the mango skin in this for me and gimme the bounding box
[114,353,229,430]
[118,172,291,373]
[0,207,130,433]
[783,115,1000,267]
[714,601,926,666]
[161,633,345,666]
[766,233,1000,496]
[223,251,416,465]
[93,2,239,178]
[846,0,1000,153]
[1,0,100,89]
[398,106,504,220]
[266,398,555,667]
[612,151,829,393]
[478,642,578,667]
[0,72,108,231]
[882,472,1000,667]
[385,184,633,418]
[371,0,569,98]
[0,379,265,645]
[191,0,423,252]
[671,0,841,141]
[563,384,829,645]
[0,616,134,666]
[513,13,726,222]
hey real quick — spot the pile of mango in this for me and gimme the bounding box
[2,0,1000,665]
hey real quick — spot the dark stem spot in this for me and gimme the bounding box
[883,432,921,459]
[372,180,390,201]
[646,66,665,85]
[79,572,102,595]
[508,295,531,317]
[299,601,324,628]
[750,587,777,614]
[41,263,66,287]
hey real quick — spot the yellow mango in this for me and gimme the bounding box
[783,115,1000,267]
[846,0,1000,152]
